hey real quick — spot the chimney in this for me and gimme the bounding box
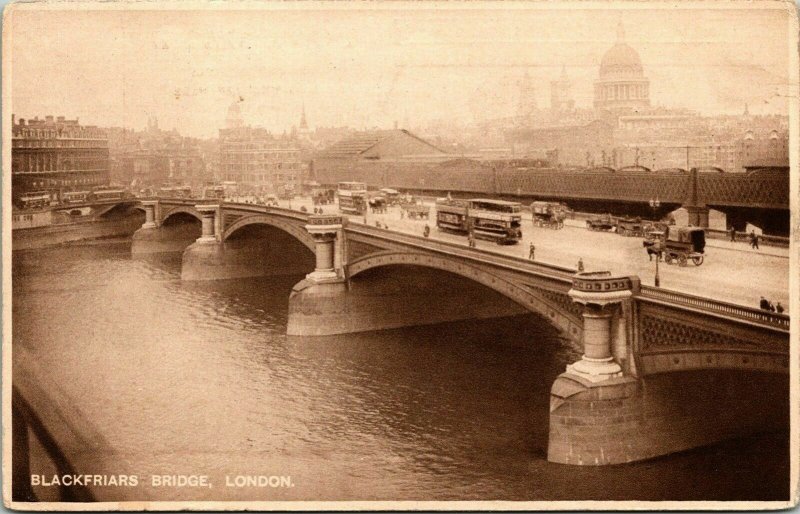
[19,118,25,126]
[45,115,54,123]
[11,114,14,125]
[57,116,65,122]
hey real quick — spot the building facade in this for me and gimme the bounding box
[219,127,304,194]
[12,115,109,201]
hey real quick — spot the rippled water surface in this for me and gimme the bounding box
[12,240,789,502]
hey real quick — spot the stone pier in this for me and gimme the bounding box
[547,271,787,465]
[131,200,201,256]
[287,215,529,336]
[286,215,350,336]
[181,205,314,281]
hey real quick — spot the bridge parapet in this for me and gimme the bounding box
[638,285,789,331]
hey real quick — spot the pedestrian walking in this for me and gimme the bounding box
[468,231,476,248]
[400,209,405,219]
[423,224,430,238]
[729,226,736,242]
[577,257,584,272]
[529,242,535,261]
[776,302,784,314]
[749,231,759,250]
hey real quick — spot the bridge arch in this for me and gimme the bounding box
[618,165,652,173]
[347,251,583,343]
[221,214,315,252]
[161,206,202,224]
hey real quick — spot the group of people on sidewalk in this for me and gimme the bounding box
[759,296,784,313]
[729,226,760,250]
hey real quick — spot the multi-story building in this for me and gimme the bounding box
[219,103,304,194]
[106,117,209,190]
[11,115,109,201]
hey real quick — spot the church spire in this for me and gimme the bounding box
[299,102,308,130]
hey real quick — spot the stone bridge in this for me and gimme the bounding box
[101,199,794,465]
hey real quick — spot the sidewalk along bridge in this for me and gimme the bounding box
[14,197,787,488]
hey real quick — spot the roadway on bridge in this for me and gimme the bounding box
[285,197,788,310]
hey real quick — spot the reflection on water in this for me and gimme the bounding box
[12,240,789,501]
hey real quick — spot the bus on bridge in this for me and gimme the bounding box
[337,181,368,215]
[436,198,523,245]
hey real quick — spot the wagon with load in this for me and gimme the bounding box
[531,201,568,229]
[643,226,705,266]
[615,216,645,237]
[402,203,430,220]
[586,213,615,231]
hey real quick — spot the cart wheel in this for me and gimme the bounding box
[691,255,704,266]
[678,254,688,266]
[664,253,673,264]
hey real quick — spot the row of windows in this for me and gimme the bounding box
[13,153,108,173]
[13,139,107,148]
[14,128,105,139]
[224,173,300,184]
[224,163,300,171]
[221,149,300,157]
[22,176,105,188]
[596,83,649,101]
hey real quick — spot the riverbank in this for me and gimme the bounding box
[12,212,144,251]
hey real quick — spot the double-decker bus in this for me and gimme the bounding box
[436,198,522,244]
[337,181,368,215]
[62,190,91,204]
[158,186,194,199]
[203,185,226,200]
[88,187,132,202]
[18,191,53,210]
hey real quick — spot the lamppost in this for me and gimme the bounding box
[649,196,660,220]
[649,197,661,287]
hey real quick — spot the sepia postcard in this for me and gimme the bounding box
[2,0,798,510]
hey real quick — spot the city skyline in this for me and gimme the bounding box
[8,3,794,138]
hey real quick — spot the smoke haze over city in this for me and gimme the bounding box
[9,3,794,137]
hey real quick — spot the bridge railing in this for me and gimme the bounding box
[639,285,789,331]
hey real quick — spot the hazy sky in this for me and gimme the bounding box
[8,2,796,138]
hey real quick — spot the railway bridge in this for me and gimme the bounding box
[316,163,791,234]
[122,198,791,465]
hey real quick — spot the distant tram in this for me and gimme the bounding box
[88,187,132,202]
[436,198,522,245]
[62,191,91,204]
[337,181,368,215]
[158,186,194,199]
[18,191,53,210]
[203,185,226,200]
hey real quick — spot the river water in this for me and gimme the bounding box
[12,239,789,502]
